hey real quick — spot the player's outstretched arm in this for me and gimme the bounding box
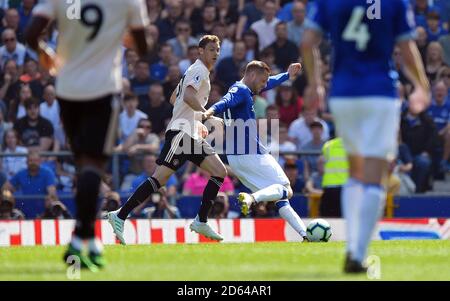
[300,29,325,110]
[398,40,431,113]
[261,63,302,92]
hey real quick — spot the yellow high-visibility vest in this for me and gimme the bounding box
[322,138,349,187]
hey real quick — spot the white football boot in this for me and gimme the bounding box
[189,216,224,241]
[107,210,126,245]
[237,192,255,216]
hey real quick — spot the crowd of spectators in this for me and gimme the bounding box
[0,0,450,219]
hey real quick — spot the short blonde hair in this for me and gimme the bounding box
[199,35,220,49]
[245,60,271,75]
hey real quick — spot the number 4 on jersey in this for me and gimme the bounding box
[342,7,371,51]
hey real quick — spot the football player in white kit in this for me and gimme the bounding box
[25,0,152,271]
[108,35,229,243]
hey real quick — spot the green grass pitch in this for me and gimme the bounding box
[0,240,449,281]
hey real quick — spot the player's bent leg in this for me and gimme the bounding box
[109,165,173,245]
[275,197,308,241]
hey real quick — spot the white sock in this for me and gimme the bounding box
[341,178,364,257]
[277,200,307,237]
[354,185,385,263]
[88,238,104,255]
[252,184,289,203]
[70,235,84,251]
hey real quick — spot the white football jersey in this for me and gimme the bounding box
[166,59,211,140]
[33,0,149,100]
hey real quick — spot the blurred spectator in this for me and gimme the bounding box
[39,84,64,145]
[416,26,429,64]
[216,40,247,89]
[393,139,416,195]
[131,60,153,105]
[0,104,12,143]
[439,31,450,66]
[250,0,280,51]
[155,0,183,42]
[208,192,232,219]
[29,68,54,100]
[122,48,139,79]
[39,196,72,219]
[267,22,298,70]
[141,188,180,219]
[426,11,448,42]
[425,41,448,84]
[284,159,304,193]
[212,22,234,63]
[17,0,34,37]
[1,8,22,41]
[147,0,163,24]
[8,82,31,122]
[216,0,239,35]
[2,150,57,197]
[167,19,198,58]
[302,121,326,181]
[206,82,224,108]
[0,189,24,220]
[288,108,330,151]
[242,29,260,61]
[287,0,306,45]
[150,43,176,82]
[275,80,302,126]
[427,80,450,174]
[183,0,202,23]
[119,118,160,175]
[178,45,199,75]
[392,46,413,93]
[250,201,277,218]
[100,191,121,218]
[0,170,6,192]
[414,0,434,28]
[235,0,264,40]
[145,83,173,135]
[1,128,27,179]
[183,167,235,196]
[0,59,21,112]
[401,106,436,193]
[192,3,217,38]
[304,155,324,195]
[268,123,296,163]
[20,59,40,83]
[163,64,182,101]
[13,97,53,152]
[119,93,148,142]
[127,153,178,200]
[0,28,27,68]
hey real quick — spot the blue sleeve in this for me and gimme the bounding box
[211,87,246,114]
[303,0,328,34]
[393,0,416,42]
[261,72,289,92]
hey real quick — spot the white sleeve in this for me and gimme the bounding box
[184,67,207,91]
[128,0,150,29]
[32,0,56,19]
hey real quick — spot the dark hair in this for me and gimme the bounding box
[24,97,39,109]
[123,93,138,102]
[275,84,298,107]
[198,35,220,49]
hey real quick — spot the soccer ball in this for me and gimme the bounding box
[306,219,332,242]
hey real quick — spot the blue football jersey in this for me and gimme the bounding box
[305,0,416,98]
[211,73,289,155]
